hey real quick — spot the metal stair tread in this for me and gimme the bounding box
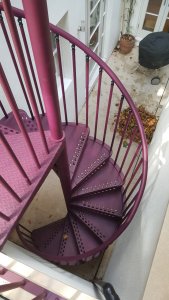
[62,123,90,178]
[72,157,123,198]
[71,189,123,218]
[71,138,111,190]
[69,212,102,257]
[0,111,90,179]
[0,130,62,249]
[71,207,121,243]
[31,218,66,254]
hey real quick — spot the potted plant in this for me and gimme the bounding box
[119,0,136,54]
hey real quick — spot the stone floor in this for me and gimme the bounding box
[8,46,169,289]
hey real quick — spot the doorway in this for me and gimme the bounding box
[137,0,169,38]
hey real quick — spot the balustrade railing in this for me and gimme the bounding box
[0,1,148,247]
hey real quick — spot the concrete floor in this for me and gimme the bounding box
[8,46,169,296]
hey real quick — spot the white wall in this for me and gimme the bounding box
[102,0,122,60]
[104,99,169,300]
[0,0,121,121]
[0,0,86,121]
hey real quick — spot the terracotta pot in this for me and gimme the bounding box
[119,34,135,54]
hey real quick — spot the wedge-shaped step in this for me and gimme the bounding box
[0,110,48,132]
[71,188,123,219]
[71,138,111,190]
[0,130,62,248]
[71,205,122,246]
[0,111,90,179]
[72,158,123,198]
[69,212,102,259]
[31,216,80,265]
[0,123,19,135]
[62,124,89,179]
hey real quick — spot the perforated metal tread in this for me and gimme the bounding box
[17,188,123,265]
[18,189,122,265]
[71,138,111,190]
[0,111,90,179]
[72,158,123,198]
[62,123,90,179]
[0,130,62,248]
[1,112,124,265]
[0,110,48,132]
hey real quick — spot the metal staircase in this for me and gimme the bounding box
[0,0,148,268]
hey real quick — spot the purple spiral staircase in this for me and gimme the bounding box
[0,0,148,268]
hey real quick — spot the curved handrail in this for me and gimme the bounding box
[0,4,148,237]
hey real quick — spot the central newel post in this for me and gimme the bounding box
[22,0,71,206]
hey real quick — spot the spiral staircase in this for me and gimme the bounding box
[0,0,148,269]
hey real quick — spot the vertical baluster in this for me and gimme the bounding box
[2,0,49,154]
[114,110,132,165]
[0,175,21,203]
[86,55,89,128]
[102,80,114,144]
[0,64,40,168]
[18,18,45,116]
[124,174,142,205]
[0,278,26,293]
[0,11,34,119]
[132,147,142,174]
[119,127,138,173]
[123,158,143,194]
[0,130,31,184]
[110,94,124,152]
[94,68,103,140]
[55,34,68,124]
[123,143,142,182]
[0,99,8,118]
[0,268,6,275]
[71,44,78,124]
[0,211,10,221]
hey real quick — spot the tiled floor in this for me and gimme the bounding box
[8,46,169,294]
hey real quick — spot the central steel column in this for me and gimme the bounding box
[22,0,71,206]
[22,0,62,140]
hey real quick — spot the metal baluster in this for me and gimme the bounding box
[18,17,45,116]
[0,64,40,168]
[72,44,78,124]
[0,99,8,118]
[0,212,10,221]
[114,111,132,165]
[0,175,21,203]
[0,130,31,184]
[0,11,34,119]
[94,68,103,140]
[0,278,26,293]
[123,143,141,182]
[55,34,68,124]
[110,95,124,152]
[119,127,138,172]
[123,158,142,195]
[124,174,142,205]
[2,0,49,153]
[86,55,89,128]
[102,80,114,144]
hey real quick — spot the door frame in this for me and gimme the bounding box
[136,0,169,38]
